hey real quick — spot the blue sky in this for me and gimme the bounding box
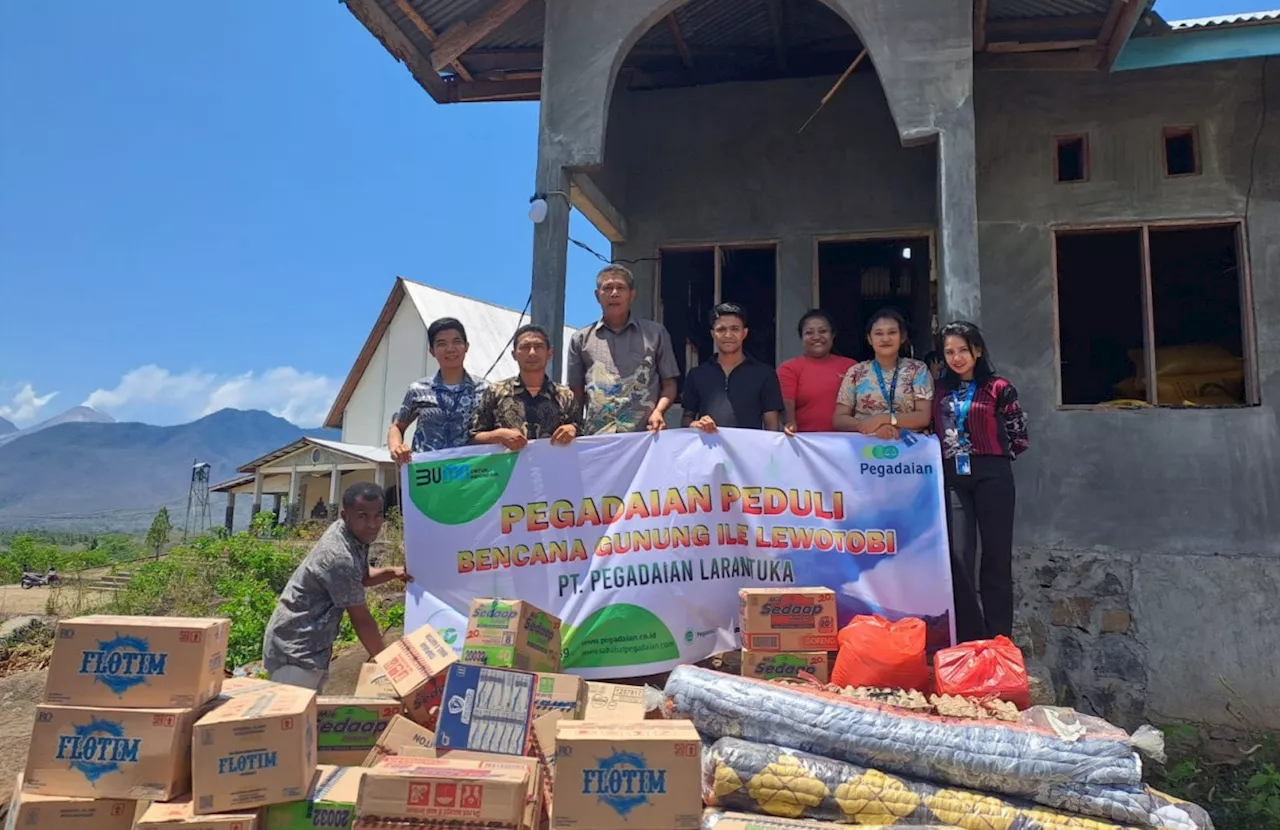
[0,0,1268,428]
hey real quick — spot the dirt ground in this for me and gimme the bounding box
[0,586,54,616]
[0,668,45,806]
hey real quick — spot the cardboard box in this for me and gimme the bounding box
[4,772,135,830]
[738,588,838,651]
[374,753,541,830]
[355,758,527,829]
[261,765,366,830]
[463,599,561,673]
[582,681,647,721]
[24,704,197,800]
[372,625,457,729]
[44,615,229,709]
[220,677,278,698]
[435,664,537,756]
[361,714,436,767]
[191,683,317,814]
[135,797,260,829]
[352,663,396,699]
[740,650,830,683]
[553,721,702,830]
[315,697,399,766]
[534,672,585,717]
[529,712,566,782]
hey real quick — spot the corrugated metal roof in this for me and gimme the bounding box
[1168,10,1280,30]
[988,0,1114,21]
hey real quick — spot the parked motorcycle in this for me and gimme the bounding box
[19,568,60,589]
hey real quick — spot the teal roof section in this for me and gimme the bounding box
[1115,9,1280,70]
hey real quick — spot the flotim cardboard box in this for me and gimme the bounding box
[5,772,135,830]
[261,765,366,830]
[354,758,527,830]
[24,704,197,800]
[738,588,837,652]
[191,683,316,814]
[582,681,647,721]
[375,753,542,830]
[315,697,399,766]
[534,672,585,717]
[463,599,561,673]
[740,650,830,683]
[135,797,260,829]
[361,714,435,767]
[373,624,457,728]
[44,615,229,709]
[435,664,536,756]
[553,721,702,830]
[353,663,396,699]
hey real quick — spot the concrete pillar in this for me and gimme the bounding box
[286,469,300,526]
[374,464,387,490]
[251,472,263,517]
[224,493,236,533]
[936,103,982,327]
[328,465,341,519]
[530,161,571,376]
[271,494,282,523]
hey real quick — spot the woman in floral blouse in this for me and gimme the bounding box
[832,309,934,438]
[932,320,1029,641]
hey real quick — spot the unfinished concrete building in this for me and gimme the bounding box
[342,0,1280,731]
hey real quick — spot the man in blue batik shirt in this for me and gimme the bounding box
[388,317,487,463]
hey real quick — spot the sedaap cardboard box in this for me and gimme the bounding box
[740,649,830,683]
[44,615,229,709]
[463,599,561,673]
[355,758,527,829]
[372,624,457,728]
[738,587,838,651]
[553,721,702,830]
[374,753,542,830]
[315,697,399,766]
[534,672,585,717]
[582,681,647,721]
[4,772,135,830]
[191,683,316,815]
[135,796,260,829]
[352,663,396,699]
[361,714,436,767]
[435,663,536,756]
[23,704,197,800]
[261,764,367,830]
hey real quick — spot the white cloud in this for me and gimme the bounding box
[83,365,339,428]
[0,383,58,425]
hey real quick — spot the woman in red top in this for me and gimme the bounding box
[777,310,857,435]
[932,321,1030,641]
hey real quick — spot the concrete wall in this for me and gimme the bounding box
[976,59,1280,729]
[606,73,938,360]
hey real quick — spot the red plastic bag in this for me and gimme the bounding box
[932,635,1030,709]
[830,615,929,692]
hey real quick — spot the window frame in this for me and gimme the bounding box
[1050,218,1259,410]
[1054,134,1090,184]
[1162,125,1201,178]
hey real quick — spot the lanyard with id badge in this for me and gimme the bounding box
[873,360,918,447]
[948,381,978,474]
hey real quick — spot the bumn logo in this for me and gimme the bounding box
[56,718,142,784]
[78,634,168,696]
[861,444,900,460]
[413,463,474,487]
[581,749,667,817]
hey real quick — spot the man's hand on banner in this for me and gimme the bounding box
[492,428,528,451]
[647,409,668,432]
[690,416,718,434]
[390,443,413,465]
[551,424,578,446]
[783,421,799,436]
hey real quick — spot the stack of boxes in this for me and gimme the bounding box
[738,587,838,683]
[6,597,707,830]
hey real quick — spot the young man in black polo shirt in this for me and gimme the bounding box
[681,303,785,432]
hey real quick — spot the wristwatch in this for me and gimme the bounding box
[890,413,898,426]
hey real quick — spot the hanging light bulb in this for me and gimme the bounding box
[528,197,549,223]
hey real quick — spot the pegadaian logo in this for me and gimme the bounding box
[56,718,142,784]
[582,749,667,817]
[861,444,900,460]
[78,634,168,697]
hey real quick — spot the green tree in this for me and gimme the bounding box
[146,507,172,559]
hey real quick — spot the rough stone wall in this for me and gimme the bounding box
[977,59,1280,731]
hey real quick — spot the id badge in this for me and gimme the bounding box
[955,453,972,476]
[900,430,918,447]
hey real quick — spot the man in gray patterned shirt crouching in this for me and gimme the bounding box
[262,482,411,692]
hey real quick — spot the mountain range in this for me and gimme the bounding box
[0,407,337,531]
[0,416,15,436]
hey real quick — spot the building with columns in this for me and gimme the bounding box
[339,1,1280,731]
[211,276,576,528]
